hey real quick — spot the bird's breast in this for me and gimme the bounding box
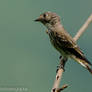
[48,30,66,56]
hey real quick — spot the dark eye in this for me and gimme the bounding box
[43,14,46,18]
[43,13,48,18]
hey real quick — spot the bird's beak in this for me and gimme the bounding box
[34,15,43,22]
[34,18,41,22]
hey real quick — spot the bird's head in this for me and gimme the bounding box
[35,11,61,28]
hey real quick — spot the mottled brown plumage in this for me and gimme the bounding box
[35,11,92,74]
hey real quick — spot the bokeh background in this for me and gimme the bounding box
[0,0,92,92]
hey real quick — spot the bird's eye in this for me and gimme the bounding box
[43,13,48,18]
[43,14,46,18]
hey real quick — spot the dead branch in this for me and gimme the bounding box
[74,14,92,41]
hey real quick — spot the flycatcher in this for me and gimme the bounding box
[35,11,92,74]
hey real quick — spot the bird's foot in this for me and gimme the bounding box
[56,56,67,73]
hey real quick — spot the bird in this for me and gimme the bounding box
[35,11,92,74]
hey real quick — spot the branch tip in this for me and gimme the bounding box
[56,84,68,92]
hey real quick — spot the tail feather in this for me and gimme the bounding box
[71,55,92,74]
[86,65,92,74]
[83,56,92,66]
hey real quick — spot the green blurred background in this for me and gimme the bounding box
[0,0,92,92]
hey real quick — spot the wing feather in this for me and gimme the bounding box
[55,28,92,65]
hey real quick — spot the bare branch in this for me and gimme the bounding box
[52,69,64,92]
[73,14,92,41]
[51,57,67,92]
[51,13,92,92]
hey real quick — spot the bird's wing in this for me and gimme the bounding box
[55,28,92,65]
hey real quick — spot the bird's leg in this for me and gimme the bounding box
[57,56,68,73]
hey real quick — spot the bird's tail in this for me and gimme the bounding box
[71,55,92,74]
[86,65,92,74]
